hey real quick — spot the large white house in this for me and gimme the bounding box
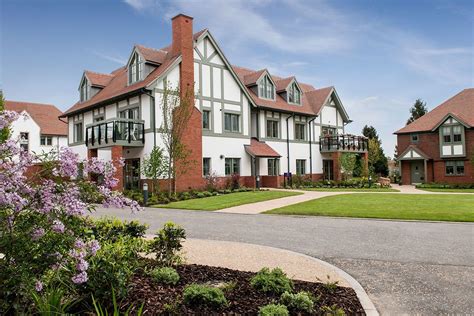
[61,14,367,191]
[5,101,68,155]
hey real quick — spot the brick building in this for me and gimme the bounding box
[395,89,473,185]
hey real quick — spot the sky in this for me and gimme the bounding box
[1,0,473,156]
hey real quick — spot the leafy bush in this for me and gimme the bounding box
[202,191,213,197]
[92,288,144,316]
[148,222,186,266]
[258,303,289,316]
[280,291,314,313]
[231,173,241,190]
[78,181,104,203]
[416,183,474,189]
[85,237,145,301]
[321,304,346,315]
[250,267,293,294]
[204,171,220,192]
[183,284,228,308]
[180,191,192,200]
[322,275,339,294]
[92,217,148,242]
[196,192,205,198]
[31,287,78,315]
[149,267,180,285]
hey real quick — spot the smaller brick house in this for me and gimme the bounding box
[395,89,473,185]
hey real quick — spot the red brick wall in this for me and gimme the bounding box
[111,145,124,191]
[397,129,474,184]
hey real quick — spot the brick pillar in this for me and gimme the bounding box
[333,152,342,181]
[111,146,124,191]
[87,148,98,159]
[172,14,203,192]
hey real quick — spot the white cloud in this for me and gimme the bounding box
[90,50,126,65]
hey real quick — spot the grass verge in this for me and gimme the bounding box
[417,188,474,193]
[153,190,302,211]
[303,188,399,192]
[266,193,474,222]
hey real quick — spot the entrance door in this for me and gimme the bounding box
[323,160,334,180]
[410,160,425,184]
[124,159,140,190]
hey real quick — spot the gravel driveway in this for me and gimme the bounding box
[93,207,474,314]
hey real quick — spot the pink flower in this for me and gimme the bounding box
[52,220,65,233]
[31,228,45,240]
[71,271,88,284]
[87,240,100,255]
[76,259,89,272]
[35,280,43,292]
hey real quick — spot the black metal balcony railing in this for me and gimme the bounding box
[85,119,145,148]
[319,134,368,152]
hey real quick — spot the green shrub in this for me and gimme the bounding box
[92,288,144,316]
[31,287,78,315]
[280,291,314,313]
[180,192,192,200]
[196,192,205,198]
[321,304,346,315]
[322,275,339,293]
[202,191,213,197]
[183,284,228,308]
[78,181,104,203]
[224,189,232,194]
[92,217,148,242]
[85,237,145,301]
[258,303,289,316]
[250,267,293,294]
[148,222,186,266]
[150,267,180,285]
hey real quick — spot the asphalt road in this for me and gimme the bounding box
[93,207,474,314]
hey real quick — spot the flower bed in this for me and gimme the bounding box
[124,262,364,315]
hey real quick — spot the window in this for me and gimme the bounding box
[224,113,240,132]
[259,75,274,99]
[202,110,210,129]
[128,52,143,84]
[295,123,306,140]
[442,126,451,143]
[80,79,89,102]
[225,158,240,175]
[20,132,29,151]
[266,120,279,138]
[410,134,419,142]
[321,126,336,136]
[203,158,211,176]
[40,136,53,146]
[296,159,306,175]
[268,158,279,176]
[288,82,301,104]
[74,123,83,142]
[119,107,139,119]
[445,161,464,176]
[453,126,462,142]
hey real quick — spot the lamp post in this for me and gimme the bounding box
[143,182,149,206]
[368,175,372,188]
[256,175,260,190]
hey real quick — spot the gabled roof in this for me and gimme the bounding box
[84,71,114,88]
[243,69,267,86]
[398,145,430,160]
[395,88,474,134]
[244,138,281,157]
[135,45,168,64]
[305,86,334,114]
[5,101,68,136]
[275,77,295,92]
[62,30,206,118]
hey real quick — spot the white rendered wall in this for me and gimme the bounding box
[202,136,252,177]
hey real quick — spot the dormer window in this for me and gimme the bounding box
[288,82,301,104]
[80,78,90,102]
[128,52,143,84]
[258,75,274,99]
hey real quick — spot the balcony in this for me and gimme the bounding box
[85,119,145,149]
[319,134,368,153]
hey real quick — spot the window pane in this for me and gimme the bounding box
[203,158,210,176]
[225,158,231,175]
[224,114,231,131]
[444,135,451,143]
[231,114,239,132]
[202,111,209,129]
[456,162,464,175]
[233,158,240,175]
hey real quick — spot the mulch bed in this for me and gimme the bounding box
[123,262,365,315]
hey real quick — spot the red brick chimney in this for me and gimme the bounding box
[170,14,203,191]
[171,14,194,95]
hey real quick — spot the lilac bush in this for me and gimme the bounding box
[0,109,141,313]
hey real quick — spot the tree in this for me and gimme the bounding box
[339,153,357,180]
[406,99,428,125]
[0,91,11,143]
[362,125,388,177]
[159,83,195,195]
[141,146,168,195]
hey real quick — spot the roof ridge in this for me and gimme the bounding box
[135,44,168,54]
[85,70,114,76]
[5,100,56,107]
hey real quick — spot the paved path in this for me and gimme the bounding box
[93,207,474,315]
[217,185,473,214]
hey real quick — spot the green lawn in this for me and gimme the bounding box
[417,188,474,193]
[266,193,474,222]
[304,188,400,192]
[155,190,303,211]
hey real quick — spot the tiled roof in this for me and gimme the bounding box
[244,138,281,157]
[395,88,474,134]
[233,66,331,116]
[135,45,168,64]
[62,30,206,117]
[5,101,68,136]
[85,71,114,87]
